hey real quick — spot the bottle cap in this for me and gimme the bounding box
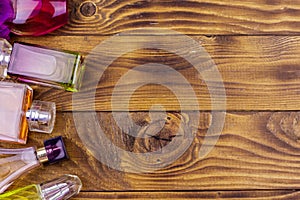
[40,174,82,200]
[37,136,69,164]
[26,100,56,134]
[0,38,11,78]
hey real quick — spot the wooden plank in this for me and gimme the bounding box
[74,190,300,199]
[3,111,300,191]
[53,0,300,35]
[10,35,300,111]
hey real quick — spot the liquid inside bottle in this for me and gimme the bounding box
[0,136,69,194]
[9,42,83,91]
[0,174,82,199]
[0,38,85,92]
[0,82,56,144]
[0,147,40,193]
[0,82,32,143]
[0,184,41,200]
[8,0,68,36]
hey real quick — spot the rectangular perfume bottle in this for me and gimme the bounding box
[0,39,85,92]
[0,82,56,144]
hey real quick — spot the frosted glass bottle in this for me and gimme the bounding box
[0,136,69,193]
[0,81,56,144]
[0,38,85,92]
[0,174,82,200]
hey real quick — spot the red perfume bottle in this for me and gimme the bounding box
[1,0,68,37]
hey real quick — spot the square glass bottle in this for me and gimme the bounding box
[0,39,85,92]
[0,81,56,144]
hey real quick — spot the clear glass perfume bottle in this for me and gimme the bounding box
[0,38,85,92]
[0,136,69,194]
[0,0,68,37]
[0,81,56,144]
[0,174,82,200]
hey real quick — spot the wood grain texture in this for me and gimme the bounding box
[9,35,300,111]
[54,0,300,35]
[6,1,300,198]
[74,190,300,199]
[3,111,300,191]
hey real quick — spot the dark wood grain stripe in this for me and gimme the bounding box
[73,190,300,199]
[49,0,300,35]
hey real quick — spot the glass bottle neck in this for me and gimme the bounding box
[26,109,52,125]
[36,147,49,163]
[0,53,10,70]
[36,136,69,165]
[0,39,12,78]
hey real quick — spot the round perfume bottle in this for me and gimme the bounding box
[1,0,68,37]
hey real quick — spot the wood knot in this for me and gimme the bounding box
[133,112,189,153]
[280,112,300,140]
[267,112,300,141]
[80,1,97,17]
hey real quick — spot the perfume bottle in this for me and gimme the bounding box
[0,38,85,92]
[0,0,13,39]
[0,136,69,193]
[0,174,82,200]
[0,0,68,37]
[0,81,56,144]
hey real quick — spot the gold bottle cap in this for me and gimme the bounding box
[36,147,49,163]
[36,136,69,165]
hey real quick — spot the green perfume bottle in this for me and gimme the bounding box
[0,174,82,200]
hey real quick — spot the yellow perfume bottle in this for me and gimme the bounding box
[0,174,82,200]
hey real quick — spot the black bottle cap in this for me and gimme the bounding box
[44,136,69,164]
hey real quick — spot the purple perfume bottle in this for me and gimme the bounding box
[0,38,85,92]
[0,136,69,193]
[0,0,68,38]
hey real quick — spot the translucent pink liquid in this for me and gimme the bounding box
[9,0,67,36]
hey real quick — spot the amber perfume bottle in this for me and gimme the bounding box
[0,38,85,92]
[0,136,69,193]
[0,81,56,144]
[0,174,82,200]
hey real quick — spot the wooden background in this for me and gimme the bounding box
[2,0,300,199]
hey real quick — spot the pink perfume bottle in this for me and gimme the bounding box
[1,0,68,37]
[0,38,85,92]
[0,81,56,144]
[0,136,69,193]
[0,174,82,199]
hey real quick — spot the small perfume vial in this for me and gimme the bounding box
[0,136,69,193]
[0,38,85,92]
[0,174,82,200]
[0,81,56,144]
